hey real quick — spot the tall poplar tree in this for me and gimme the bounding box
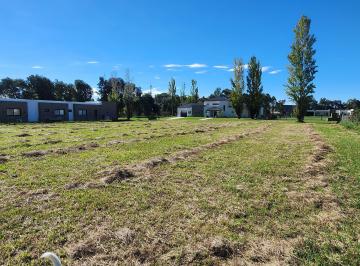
[286,16,317,122]
[230,58,245,118]
[246,56,263,119]
[168,78,176,116]
[190,79,199,103]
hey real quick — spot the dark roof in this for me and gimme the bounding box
[178,103,203,108]
[205,96,228,101]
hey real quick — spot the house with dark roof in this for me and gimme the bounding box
[0,98,117,123]
[177,103,204,117]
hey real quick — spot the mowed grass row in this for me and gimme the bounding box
[0,118,246,156]
[0,121,304,264]
[0,118,265,264]
[1,119,359,264]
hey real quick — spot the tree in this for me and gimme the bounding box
[98,77,113,101]
[123,82,135,120]
[63,83,76,101]
[168,78,177,116]
[26,75,55,100]
[346,98,360,109]
[190,79,199,102]
[0,78,26,98]
[246,56,263,119]
[263,93,277,119]
[230,58,245,118]
[286,15,317,122]
[212,88,222,98]
[123,69,135,120]
[141,93,155,117]
[74,80,93,102]
[180,82,187,104]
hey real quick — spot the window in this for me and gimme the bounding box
[43,109,50,112]
[78,109,87,116]
[223,105,226,111]
[54,109,65,116]
[212,103,219,106]
[6,108,21,116]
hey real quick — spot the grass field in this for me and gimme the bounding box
[0,117,359,265]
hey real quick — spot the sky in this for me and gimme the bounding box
[0,0,359,102]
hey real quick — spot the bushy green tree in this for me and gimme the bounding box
[246,56,263,119]
[230,58,245,118]
[27,75,55,100]
[286,16,317,122]
[74,80,93,102]
[0,78,26,98]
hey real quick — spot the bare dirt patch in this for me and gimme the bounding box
[0,154,10,164]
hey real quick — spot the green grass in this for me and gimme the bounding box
[0,117,359,265]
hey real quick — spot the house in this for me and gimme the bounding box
[177,103,204,117]
[204,97,260,118]
[0,98,117,123]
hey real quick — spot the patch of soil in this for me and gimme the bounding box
[67,226,136,260]
[44,139,62,145]
[97,166,134,184]
[0,155,10,164]
[206,237,233,258]
[16,133,31,137]
[22,150,48,157]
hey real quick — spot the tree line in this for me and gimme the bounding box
[0,75,93,102]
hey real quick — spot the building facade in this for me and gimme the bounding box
[0,98,117,123]
[177,103,204,117]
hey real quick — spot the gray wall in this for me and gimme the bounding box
[0,101,28,123]
[38,102,69,122]
[74,102,117,121]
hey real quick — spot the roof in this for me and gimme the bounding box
[204,96,228,101]
[0,97,103,105]
[178,103,203,108]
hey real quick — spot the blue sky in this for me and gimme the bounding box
[1,0,359,102]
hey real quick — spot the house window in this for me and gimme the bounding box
[212,103,219,106]
[6,108,21,116]
[223,105,226,111]
[78,109,87,116]
[54,109,65,116]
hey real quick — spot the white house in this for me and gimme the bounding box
[204,97,261,118]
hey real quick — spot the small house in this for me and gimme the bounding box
[177,103,204,117]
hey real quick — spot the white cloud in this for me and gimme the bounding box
[148,65,155,68]
[142,87,163,96]
[87,61,99,64]
[163,63,207,69]
[227,68,234,72]
[186,63,207,68]
[269,69,282,75]
[166,68,181,72]
[213,65,229,69]
[164,64,183,68]
[243,64,249,70]
[195,70,207,74]
[154,75,160,80]
[32,65,43,69]
[261,66,271,72]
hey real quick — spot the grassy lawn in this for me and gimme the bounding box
[0,117,359,265]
